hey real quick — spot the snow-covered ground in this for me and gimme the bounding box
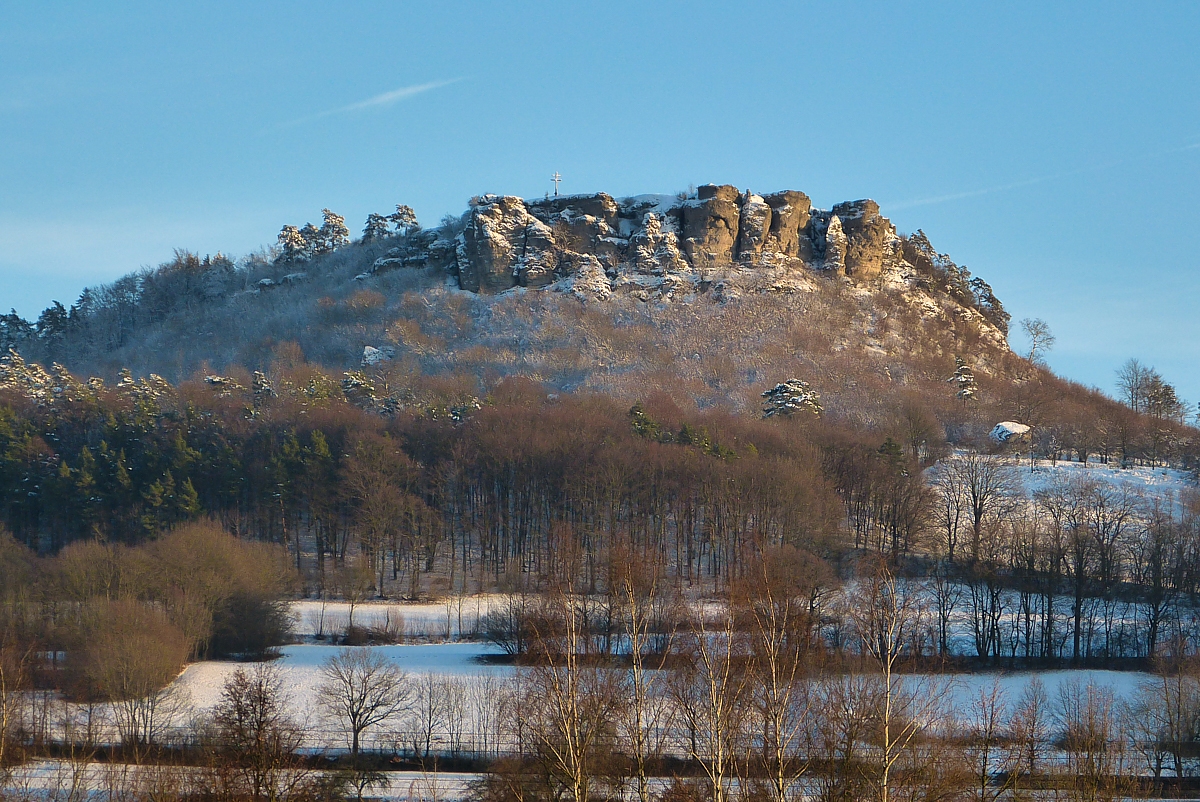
[290,596,503,641]
[3,761,480,802]
[173,638,1155,733]
[1014,456,1195,501]
[176,642,511,719]
[930,451,1196,507]
[940,668,1147,713]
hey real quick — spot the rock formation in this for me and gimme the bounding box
[363,183,1007,341]
[410,184,912,299]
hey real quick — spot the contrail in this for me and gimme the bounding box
[888,140,1200,211]
[276,78,463,128]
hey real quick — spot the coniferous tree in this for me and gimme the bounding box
[389,204,419,235]
[276,226,307,263]
[361,213,392,243]
[948,357,977,402]
[298,223,322,258]
[319,209,350,253]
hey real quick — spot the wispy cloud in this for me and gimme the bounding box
[888,140,1200,211]
[888,175,1059,210]
[277,78,463,128]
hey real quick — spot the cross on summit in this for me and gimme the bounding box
[552,172,561,197]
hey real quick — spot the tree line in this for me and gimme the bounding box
[14,553,1200,802]
[0,347,1198,649]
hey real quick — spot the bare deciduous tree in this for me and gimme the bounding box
[850,556,940,802]
[1056,679,1129,802]
[936,454,1020,563]
[0,631,31,782]
[960,679,1022,802]
[317,647,413,759]
[1010,677,1050,777]
[1020,318,1055,366]
[670,599,749,802]
[207,663,312,802]
[611,547,676,802]
[738,546,830,802]
[521,583,623,802]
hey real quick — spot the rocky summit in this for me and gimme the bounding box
[361,184,907,302]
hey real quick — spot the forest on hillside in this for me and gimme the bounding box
[0,345,1196,652]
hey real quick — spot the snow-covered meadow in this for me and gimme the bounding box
[1013,456,1194,503]
[289,595,503,642]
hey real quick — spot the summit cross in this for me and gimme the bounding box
[552,172,562,197]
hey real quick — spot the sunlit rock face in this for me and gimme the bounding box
[435,184,913,302]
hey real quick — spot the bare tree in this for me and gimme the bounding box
[410,672,451,760]
[337,563,379,636]
[1124,660,1200,780]
[1010,677,1050,777]
[936,453,1020,563]
[850,556,940,802]
[670,598,750,802]
[928,562,964,657]
[521,583,622,802]
[207,663,312,802]
[932,470,967,563]
[1020,318,1055,366]
[960,679,1021,802]
[810,672,869,802]
[0,631,31,783]
[317,647,413,759]
[612,548,676,802]
[737,546,830,802]
[1056,679,1129,802]
[466,674,506,757]
[1116,358,1153,414]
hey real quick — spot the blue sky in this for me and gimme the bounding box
[1,2,1198,403]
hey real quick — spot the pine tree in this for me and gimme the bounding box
[36,302,70,342]
[762,379,823,417]
[0,311,34,352]
[176,477,201,520]
[299,223,323,258]
[277,225,308,263]
[969,277,1010,334]
[319,209,349,252]
[389,204,419,235]
[947,356,977,402]
[362,213,392,243]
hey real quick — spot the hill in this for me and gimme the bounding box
[0,183,1192,460]
[6,187,1014,409]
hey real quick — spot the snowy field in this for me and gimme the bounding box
[936,668,1146,713]
[930,452,1196,510]
[1014,456,1195,501]
[175,642,512,719]
[170,637,1154,732]
[290,596,503,641]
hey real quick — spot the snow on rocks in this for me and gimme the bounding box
[361,345,396,366]
[556,253,612,302]
[990,420,1031,444]
[377,185,1010,362]
[821,214,847,273]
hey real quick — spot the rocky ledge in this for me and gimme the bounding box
[356,184,1012,346]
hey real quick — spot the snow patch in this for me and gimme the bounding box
[990,421,1031,443]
